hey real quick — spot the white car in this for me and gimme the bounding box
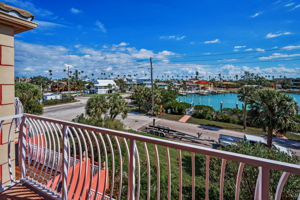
[244,134,292,156]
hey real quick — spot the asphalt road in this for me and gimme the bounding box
[43,97,88,121]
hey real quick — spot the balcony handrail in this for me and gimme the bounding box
[23,113,300,175]
[1,113,300,200]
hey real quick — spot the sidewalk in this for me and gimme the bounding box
[178,115,191,123]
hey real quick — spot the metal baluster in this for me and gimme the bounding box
[235,162,245,200]
[19,116,27,179]
[114,136,123,200]
[98,133,108,200]
[275,172,290,200]
[143,142,151,200]
[62,125,69,200]
[135,144,141,200]
[166,147,171,200]
[178,149,182,200]
[90,131,101,200]
[128,139,136,200]
[205,155,210,200]
[154,145,160,200]
[192,152,195,200]
[219,159,227,200]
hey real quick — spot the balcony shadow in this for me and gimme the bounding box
[272,137,300,150]
[0,183,50,200]
[198,125,221,131]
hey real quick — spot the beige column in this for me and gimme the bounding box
[0,3,37,186]
[0,23,16,187]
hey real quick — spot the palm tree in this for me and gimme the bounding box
[237,86,256,130]
[48,70,53,91]
[249,89,297,147]
[86,95,108,119]
[107,94,129,120]
[195,71,199,79]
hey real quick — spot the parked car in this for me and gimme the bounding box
[218,134,244,147]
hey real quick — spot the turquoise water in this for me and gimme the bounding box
[177,93,300,111]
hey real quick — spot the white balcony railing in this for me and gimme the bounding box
[0,113,300,200]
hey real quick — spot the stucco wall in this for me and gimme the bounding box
[0,23,15,186]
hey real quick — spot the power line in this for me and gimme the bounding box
[152,57,300,66]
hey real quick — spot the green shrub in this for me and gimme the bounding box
[15,82,43,114]
[43,96,75,105]
[215,113,237,123]
[194,105,214,112]
[209,142,300,200]
[164,101,191,115]
[192,112,213,120]
[73,114,124,130]
[192,105,215,120]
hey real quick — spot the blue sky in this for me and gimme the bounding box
[4,0,300,79]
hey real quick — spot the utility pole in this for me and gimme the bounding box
[64,65,71,93]
[68,66,71,93]
[150,57,155,126]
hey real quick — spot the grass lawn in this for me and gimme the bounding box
[160,113,300,141]
[81,92,127,98]
[159,113,183,121]
[187,117,266,135]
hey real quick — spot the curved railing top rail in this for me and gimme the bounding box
[21,113,300,175]
[1,113,299,175]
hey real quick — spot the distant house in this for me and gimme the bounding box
[194,80,214,90]
[186,79,213,90]
[91,80,118,94]
[43,93,62,101]
[125,78,137,89]
[156,82,168,89]
[275,78,300,89]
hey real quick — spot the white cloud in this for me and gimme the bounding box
[220,59,238,62]
[159,35,186,40]
[35,20,65,28]
[292,4,300,10]
[290,4,300,11]
[118,42,128,46]
[245,48,253,52]
[259,53,300,60]
[256,48,265,52]
[14,40,177,78]
[24,67,34,71]
[285,2,295,7]
[105,67,113,72]
[265,32,292,39]
[234,45,246,49]
[112,42,129,48]
[70,8,82,14]
[216,64,300,77]
[281,45,300,50]
[95,21,107,33]
[203,39,220,44]
[250,12,263,18]
[14,40,300,78]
